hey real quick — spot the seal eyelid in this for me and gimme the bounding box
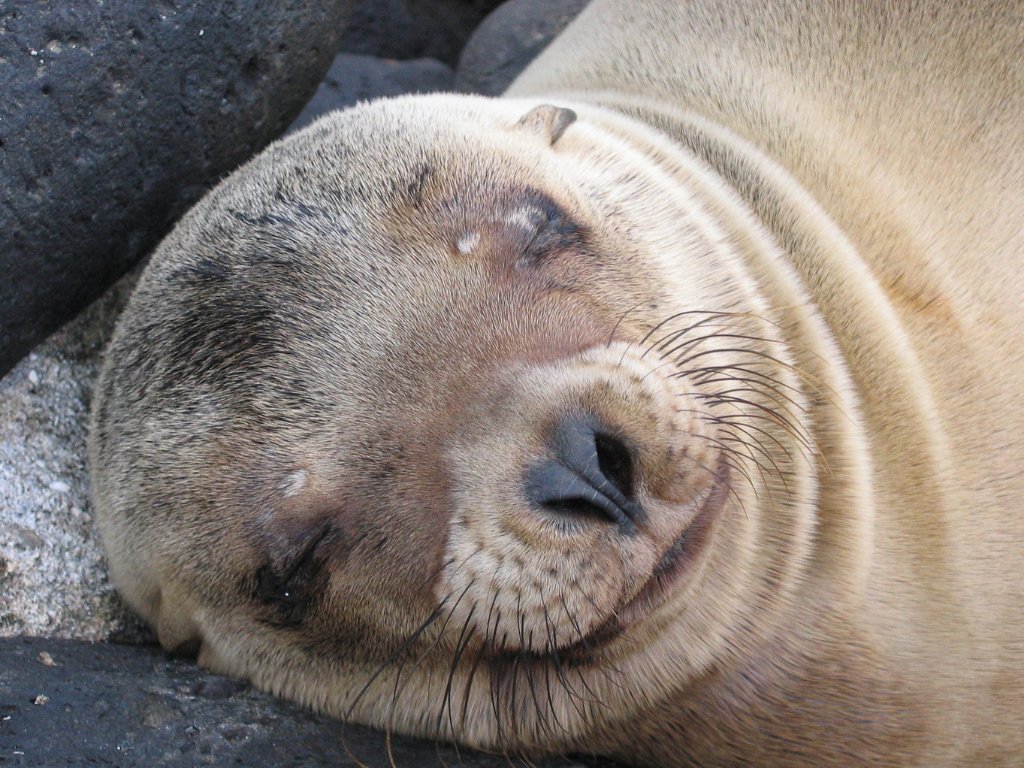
[253,522,334,626]
[514,191,585,266]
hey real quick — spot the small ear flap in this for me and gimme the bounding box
[515,104,577,145]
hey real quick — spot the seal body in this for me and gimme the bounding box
[90,1,1024,766]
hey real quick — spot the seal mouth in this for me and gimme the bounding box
[561,459,729,661]
[492,457,730,666]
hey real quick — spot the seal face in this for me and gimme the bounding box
[90,92,814,756]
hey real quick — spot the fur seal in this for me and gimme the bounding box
[89,1,1024,765]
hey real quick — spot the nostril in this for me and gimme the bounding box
[595,431,635,501]
[523,416,646,529]
[526,460,632,526]
[540,495,618,528]
[545,498,608,521]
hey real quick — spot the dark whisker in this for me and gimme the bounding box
[606,301,646,349]
[707,412,794,456]
[688,432,765,495]
[339,603,447,767]
[670,345,805,385]
[673,449,746,514]
[716,425,792,481]
[520,622,552,742]
[389,580,474,738]
[538,600,568,734]
[644,314,737,358]
[689,361,804,395]
[636,309,757,352]
[343,603,446,721]
[557,594,603,705]
[695,392,811,450]
[697,382,808,421]
[436,600,478,741]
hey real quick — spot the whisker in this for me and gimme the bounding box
[688,432,764,495]
[339,603,446,767]
[697,381,808,419]
[436,600,478,741]
[387,576,477,736]
[343,603,446,721]
[637,309,760,353]
[538,599,568,734]
[717,427,791,483]
[644,314,737,358]
[673,448,747,514]
[695,392,811,450]
[690,362,805,398]
[606,301,646,349]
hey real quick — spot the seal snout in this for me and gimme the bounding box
[524,415,646,530]
[438,342,729,656]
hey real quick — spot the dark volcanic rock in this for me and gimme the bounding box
[286,53,453,135]
[0,0,353,376]
[341,0,504,65]
[456,0,590,95]
[0,637,591,767]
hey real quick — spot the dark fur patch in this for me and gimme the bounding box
[185,258,230,282]
[408,162,431,207]
[228,208,292,228]
[252,523,335,628]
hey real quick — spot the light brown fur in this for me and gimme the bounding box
[90,1,1024,765]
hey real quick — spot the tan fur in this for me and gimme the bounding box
[89,1,1024,765]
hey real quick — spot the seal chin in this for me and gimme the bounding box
[439,342,727,661]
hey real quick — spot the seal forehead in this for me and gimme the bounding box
[267,95,589,217]
[185,96,583,271]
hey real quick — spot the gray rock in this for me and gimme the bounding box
[341,0,504,65]
[286,53,454,135]
[0,0,354,376]
[0,637,593,767]
[456,0,590,95]
[0,272,147,642]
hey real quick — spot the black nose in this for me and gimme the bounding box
[525,416,645,530]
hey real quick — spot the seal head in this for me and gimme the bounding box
[90,95,814,754]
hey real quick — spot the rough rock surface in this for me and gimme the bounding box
[341,0,504,65]
[286,53,453,135]
[455,0,590,95]
[0,272,147,642]
[0,637,590,767]
[0,0,353,376]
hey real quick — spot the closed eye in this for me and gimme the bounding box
[252,522,335,628]
[514,190,586,267]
